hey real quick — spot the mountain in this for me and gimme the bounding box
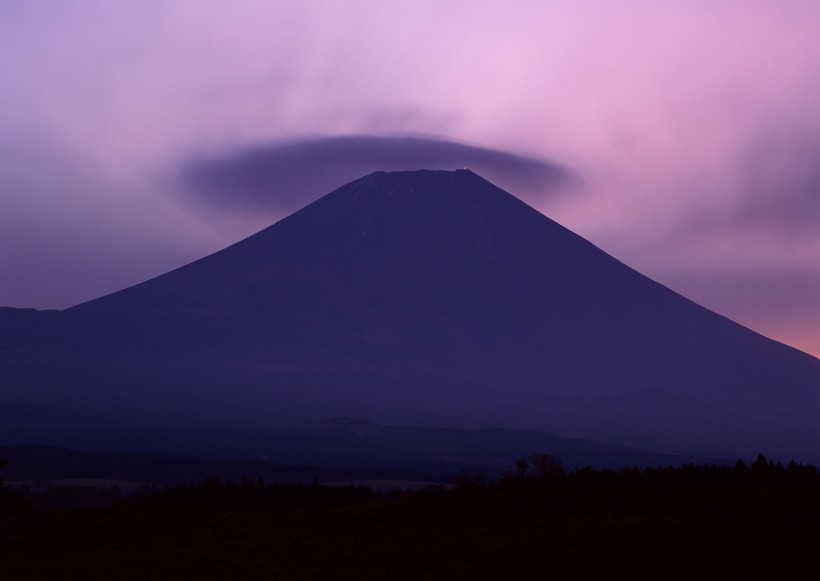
[2,170,819,460]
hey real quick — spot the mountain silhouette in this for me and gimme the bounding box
[2,170,819,460]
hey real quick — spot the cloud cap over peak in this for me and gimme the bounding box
[183,135,576,216]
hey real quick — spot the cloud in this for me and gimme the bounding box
[0,139,214,310]
[659,267,820,317]
[2,1,820,355]
[732,134,820,233]
[662,130,820,256]
[654,266,820,358]
[182,135,576,216]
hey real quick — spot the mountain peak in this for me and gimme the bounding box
[325,168,497,204]
[297,167,551,242]
[15,169,820,460]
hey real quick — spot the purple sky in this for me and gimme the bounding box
[2,1,819,357]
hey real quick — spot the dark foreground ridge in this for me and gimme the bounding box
[2,169,820,461]
[2,454,820,579]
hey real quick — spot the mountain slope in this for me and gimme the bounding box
[2,170,819,459]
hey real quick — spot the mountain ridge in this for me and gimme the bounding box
[2,169,819,461]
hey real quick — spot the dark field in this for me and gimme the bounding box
[3,457,820,579]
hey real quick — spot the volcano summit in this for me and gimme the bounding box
[2,170,819,460]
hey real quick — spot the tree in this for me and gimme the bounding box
[530,453,564,479]
[751,453,769,472]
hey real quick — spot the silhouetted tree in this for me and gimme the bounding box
[751,453,769,472]
[530,454,564,479]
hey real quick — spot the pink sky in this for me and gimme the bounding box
[1,0,819,356]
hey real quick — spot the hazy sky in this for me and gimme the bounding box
[2,0,819,356]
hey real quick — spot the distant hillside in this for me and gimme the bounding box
[0,420,723,485]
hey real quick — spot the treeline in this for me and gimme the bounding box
[128,478,379,512]
[498,452,820,488]
[3,453,820,517]
[441,453,820,528]
[3,455,820,579]
[2,476,379,516]
[10,483,124,512]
